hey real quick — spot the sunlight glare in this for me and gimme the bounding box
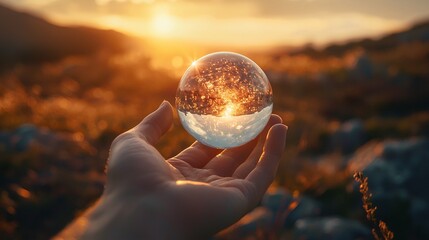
[151,13,175,37]
[176,180,209,186]
[222,103,236,117]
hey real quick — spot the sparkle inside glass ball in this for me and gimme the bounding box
[175,52,273,149]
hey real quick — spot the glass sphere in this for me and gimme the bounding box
[175,52,273,149]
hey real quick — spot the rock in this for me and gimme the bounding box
[352,54,374,79]
[0,124,58,152]
[284,196,322,228]
[13,124,39,151]
[217,190,323,239]
[349,138,429,239]
[363,138,429,198]
[262,188,293,215]
[0,124,96,172]
[0,124,38,151]
[331,119,365,154]
[0,124,88,153]
[293,217,371,240]
[410,197,429,237]
[215,206,273,239]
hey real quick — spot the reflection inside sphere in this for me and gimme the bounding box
[176,52,273,149]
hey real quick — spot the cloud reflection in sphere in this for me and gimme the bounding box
[176,52,273,149]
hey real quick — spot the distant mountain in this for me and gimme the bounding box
[285,20,429,58]
[0,4,133,65]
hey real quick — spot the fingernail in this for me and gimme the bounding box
[159,100,169,108]
[274,124,288,138]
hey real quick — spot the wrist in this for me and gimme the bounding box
[81,192,188,240]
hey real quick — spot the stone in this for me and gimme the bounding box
[331,119,365,154]
[293,217,371,240]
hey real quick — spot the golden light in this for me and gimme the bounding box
[151,13,175,36]
[176,180,209,186]
[16,187,31,199]
[222,103,236,117]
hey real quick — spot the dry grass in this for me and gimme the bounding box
[354,172,394,240]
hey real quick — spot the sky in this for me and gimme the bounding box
[2,0,429,47]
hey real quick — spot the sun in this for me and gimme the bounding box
[151,13,175,37]
[222,103,236,117]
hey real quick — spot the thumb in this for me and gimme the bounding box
[135,101,173,145]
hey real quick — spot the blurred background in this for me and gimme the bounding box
[0,1,428,239]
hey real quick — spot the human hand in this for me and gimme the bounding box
[81,101,287,240]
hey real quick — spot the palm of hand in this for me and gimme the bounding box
[104,102,287,239]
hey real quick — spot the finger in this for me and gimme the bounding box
[169,141,222,168]
[134,101,174,145]
[232,140,263,178]
[245,124,287,198]
[205,115,282,177]
[233,115,282,178]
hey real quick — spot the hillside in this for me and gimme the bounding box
[0,4,133,65]
[283,19,429,58]
[0,3,429,239]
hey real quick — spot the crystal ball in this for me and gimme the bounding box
[175,52,273,149]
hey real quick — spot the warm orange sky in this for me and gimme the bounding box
[2,0,429,47]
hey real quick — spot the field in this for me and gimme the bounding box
[1,4,429,240]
